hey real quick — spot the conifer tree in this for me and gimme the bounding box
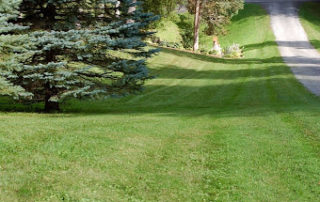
[0,0,25,33]
[0,0,159,111]
[0,0,32,99]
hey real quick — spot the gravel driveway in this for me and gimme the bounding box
[247,0,320,95]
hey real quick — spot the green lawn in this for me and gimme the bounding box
[155,19,183,44]
[300,2,320,51]
[1,4,320,201]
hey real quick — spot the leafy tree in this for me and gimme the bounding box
[0,0,159,111]
[188,0,243,50]
[192,0,201,51]
[201,0,243,35]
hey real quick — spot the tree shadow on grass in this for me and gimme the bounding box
[310,40,320,50]
[229,3,269,23]
[244,41,278,52]
[151,65,290,79]
[1,76,320,117]
[298,2,320,50]
[299,2,320,25]
[47,76,320,118]
[244,40,320,52]
[1,44,320,116]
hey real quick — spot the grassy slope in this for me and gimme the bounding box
[1,4,320,201]
[299,2,320,51]
[154,20,183,43]
[154,12,219,50]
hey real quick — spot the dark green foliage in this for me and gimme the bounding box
[203,0,244,35]
[0,0,159,111]
[188,0,244,35]
[158,41,181,48]
[20,0,97,30]
[175,14,194,48]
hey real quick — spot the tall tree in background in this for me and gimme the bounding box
[188,0,243,51]
[193,0,201,51]
[0,0,159,111]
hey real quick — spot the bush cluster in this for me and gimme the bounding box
[223,43,243,58]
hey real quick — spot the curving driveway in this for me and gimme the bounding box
[247,0,320,95]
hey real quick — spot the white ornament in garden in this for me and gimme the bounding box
[212,36,222,56]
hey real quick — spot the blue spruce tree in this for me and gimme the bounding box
[0,0,33,99]
[0,0,159,111]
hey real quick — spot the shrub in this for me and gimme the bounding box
[224,43,243,58]
[176,14,194,49]
[208,50,221,56]
[151,36,161,44]
[199,48,207,53]
[159,41,181,49]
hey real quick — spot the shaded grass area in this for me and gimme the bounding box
[1,4,320,201]
[299,2,320,51]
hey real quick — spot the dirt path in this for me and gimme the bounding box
[247,0,320,95]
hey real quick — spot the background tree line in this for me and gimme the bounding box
[141,0,243,50]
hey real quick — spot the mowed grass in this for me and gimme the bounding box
[155,20,183,43]
[1,4,320,201]
[300,2,320,51]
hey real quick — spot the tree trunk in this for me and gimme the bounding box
[128,0,136,14]
[193,0,201,51]
[127,0,136,23]
[116,1,120,17]
[45,98,60,112]
[44,83,59,112]
[44,4,57,28]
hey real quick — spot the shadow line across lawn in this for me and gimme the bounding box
[0,46,320,117]
[152,65,290,79]
[244,40,320,51]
